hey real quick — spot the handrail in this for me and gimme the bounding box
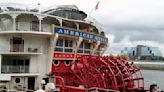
[88,87,120,92]
[1,65,29,73]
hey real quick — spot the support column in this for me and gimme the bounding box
[58,18,62,27]
[38,3,42,32]
[71,37,83,70]
[10,14,19,31]
[36,15,44,32]
[53,33,59,50]
[47,33,59,73]
[13,17,16,31]
[73,37,83,60]
[0,55,2,74]
[92,41,100,54]
[101,45,109,55]
[37,16,43,32]
[76,23,79,30]
[39,18,42,32]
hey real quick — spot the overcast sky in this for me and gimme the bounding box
[1,0,164,56]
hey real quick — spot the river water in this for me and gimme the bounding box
[142,70,164,90]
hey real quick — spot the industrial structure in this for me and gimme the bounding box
[121,45,163,60]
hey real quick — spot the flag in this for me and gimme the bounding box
[88,1,100,16]
[95,1,100,10]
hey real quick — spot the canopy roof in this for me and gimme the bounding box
[0,3,39,12]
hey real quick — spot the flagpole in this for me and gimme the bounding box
[88,7,95,18]
[88,1,100,18]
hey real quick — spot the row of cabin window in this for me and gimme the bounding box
[55,39,91,54]
[56,39,91,49]
[55,48,91,54]
[56,39,73,47]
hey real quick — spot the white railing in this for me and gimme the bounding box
[1,65,29,73]
[10,44,24,52]
[17,22,31,31]
[17,22,51,32]
[26,47,41,53]
[0,21,51,32]
[10,44,42,53]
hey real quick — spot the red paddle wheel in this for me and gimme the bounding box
[52,55,145,92]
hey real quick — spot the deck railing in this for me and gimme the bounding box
[10,44,24,52]
[1,65,29,73]
[10,44,42,53]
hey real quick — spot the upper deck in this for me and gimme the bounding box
[0,3,108,56]
[0,4,107,36]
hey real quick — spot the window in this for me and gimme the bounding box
[84,43,91,49]
[132,50,135,56]
[64,40,73,52]
[97,46,101,51]
[10,37,24,52]
[150,50,152,53]
[65,40,73,47]
[77,42,92,54]
[55,39,64,52]
[94,52,100,55]
[84,42,91,54]
[78,42,84,53]
[32,21,39,31]
[77,49,83,53]
[55,48,63,52]
[84,50,90,54]
[0,17,12,31]
[56,39,63,46]
[65,48,73,52]
[55,39,74,52]
[79,42,84,48]
[13,59,29,66]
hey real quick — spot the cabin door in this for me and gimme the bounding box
[10,37,24,52]
[28,77,35,90]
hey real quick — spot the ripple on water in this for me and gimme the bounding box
[142,70,164,90]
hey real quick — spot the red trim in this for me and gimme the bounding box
[53,52,98,59]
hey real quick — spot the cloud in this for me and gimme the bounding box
[106,34,115,44]
[106,36,164,56]
[106,36,132,54]
[93,0,164,31]
[107,29,164,43]
[1,0,163,56]
[90,0,164,55]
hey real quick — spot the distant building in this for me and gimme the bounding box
[121,45,163,60]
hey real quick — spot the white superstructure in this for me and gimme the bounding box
[0,3,55,91]
[0,3,108,91]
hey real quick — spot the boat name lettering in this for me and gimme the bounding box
[54,27,108,43]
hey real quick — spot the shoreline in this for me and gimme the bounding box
[134,61,164,71]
